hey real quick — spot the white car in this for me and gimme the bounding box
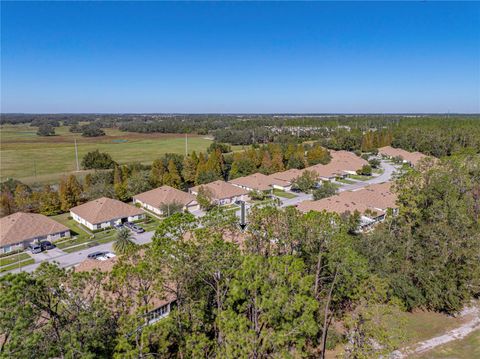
[88,251,116,261]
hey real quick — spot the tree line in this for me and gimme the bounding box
[0,142,330,217]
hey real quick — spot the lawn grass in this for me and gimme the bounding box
[413,329,480,359]
[137,214,161,232]
[336,178,356,184]
[53,213,158,253]
[397,310,466,345]
[327,308,473,357]
[1,124,213,184]
[348,174,373,181]
[272,189,297,199]
[0,259,35,273]
[0,252,31,267]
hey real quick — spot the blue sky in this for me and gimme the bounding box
[1,1,479,113]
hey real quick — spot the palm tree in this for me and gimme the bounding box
[113,228,137,255]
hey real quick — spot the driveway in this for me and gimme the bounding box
[30,247,67,262]
[3,231,155,275]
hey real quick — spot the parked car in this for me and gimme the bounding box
[113,223,123,230]
[97,252,116,261]
[130,224,145,234]
[124,222,133,229]
[87,251,108,259]
[40,241,55,250]
[28,243,43,254]
[87,251,116,261]
[234,200,243,205]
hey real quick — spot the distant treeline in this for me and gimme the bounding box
[2,114,479,157]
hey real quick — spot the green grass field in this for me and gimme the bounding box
[0,252,31,267]
[0,124,214,184]
[0,259,35,273]
[413,330,480,359]
[272,189,297,198]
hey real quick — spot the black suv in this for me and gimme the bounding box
[40,241,55,250]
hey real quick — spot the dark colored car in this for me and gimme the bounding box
[28,243,43,254]
[87,251,108,259]
[40,241,55,250]
[130,224,145,234]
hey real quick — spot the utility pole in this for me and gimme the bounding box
[74,139,80,171]
[185,133,188,156]
[33,159,37,179]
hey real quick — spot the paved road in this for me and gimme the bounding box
[4,231,154,275]
[3,161,398,276]
[337,160,397,192]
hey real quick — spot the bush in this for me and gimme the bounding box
[325,329,345,350]
[81,123,105,137]
[37,124,55,136]
[292,170,319,193]
[368,158,381,169]
[249,190,267,201]
[312,181,338,200]
[81,150,116,170]
[356,164,372,176]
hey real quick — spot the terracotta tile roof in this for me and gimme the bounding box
[0,212,70,247]
[268,168,305,184]
[190,180,248,200]
[378,146,429,166]
[297,197,382,217]
[306,150,368,178]
[297,182,397,217]
[347,182,397,210]
[229,173,273,191]
[133,185,197,208]
[70,197,143,225]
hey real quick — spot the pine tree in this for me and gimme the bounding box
[37,185,62,215]
[114,165,129,201]
[271,150,285,172]
[14,184,37,212]
[59,175,83,211]
[150,159,165,187]
[259,151,273,174]
[0,189,16,217]
[182,155,198,185]
[164,160,182,189]
[307,145,330,165]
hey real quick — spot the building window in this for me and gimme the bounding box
[146,304,171,324]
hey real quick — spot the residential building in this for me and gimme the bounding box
[267,168,304,191]
[229,173,273,192]
[133,185,199,215]
[189,180,249,205]
[70,197,145,230]
[378,146,428,167]
[306,150,368,181]
[0,212,70,254]
[296,182,398,229]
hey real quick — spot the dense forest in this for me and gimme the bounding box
[1,154,479,358]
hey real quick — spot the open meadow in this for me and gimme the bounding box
[0,125,214,184]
